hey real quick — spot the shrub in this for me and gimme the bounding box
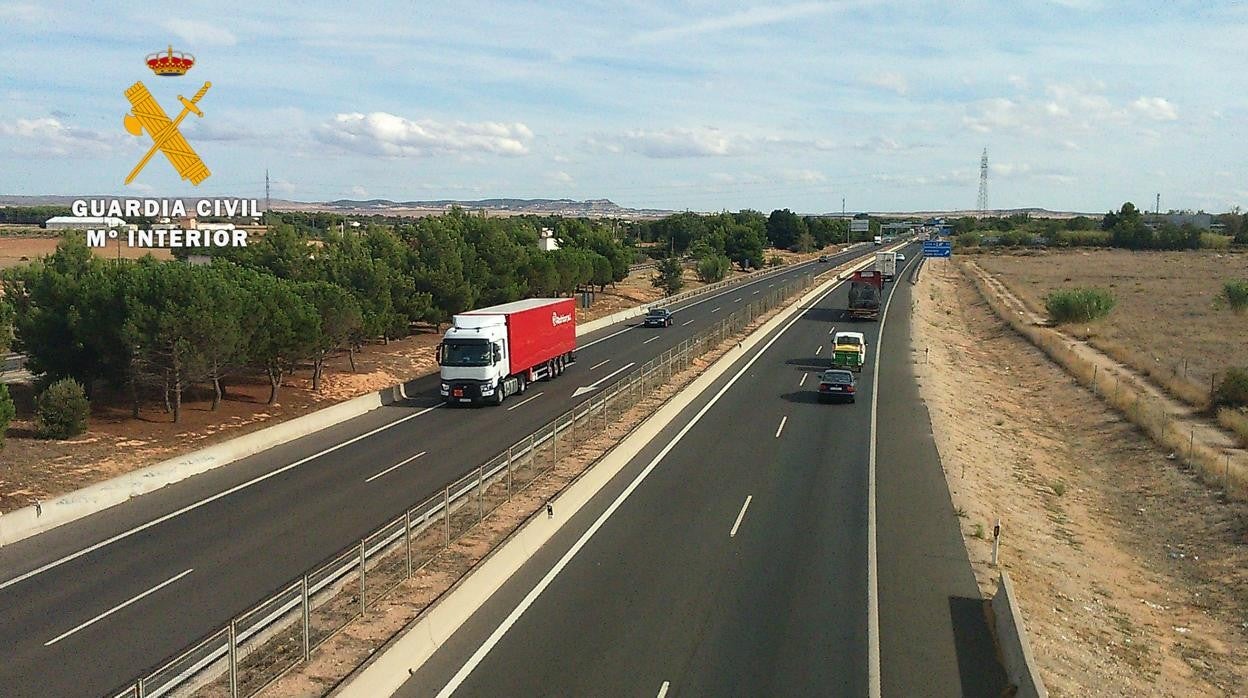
[1045,288,1116,324]
[35,378,89,439]
[1213,367,1248,408]
[0,383,13,449]
[1200,233,1232,250]
[955,231,981,248]
[1222,280,1248,312]
[768,255,784,267]
[696,254,730,283]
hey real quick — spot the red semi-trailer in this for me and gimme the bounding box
[437,298,577,405]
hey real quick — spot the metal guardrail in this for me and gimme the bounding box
[110,257,854,698]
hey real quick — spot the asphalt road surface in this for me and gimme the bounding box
[396,247,1006,697]
[0,247,870,698]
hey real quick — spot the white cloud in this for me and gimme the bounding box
[350,185,369,197]
[549,170,573,184]
[631,2,838,44]
[610,127,747,158]
[866,72,909,96]
[317,113,534,158]
[963,83,1179,141]
[591,128,835,159]
[0,117,117,156]
[163,19,239,47]
[1130,97,1178,121]
[783,169,826,183]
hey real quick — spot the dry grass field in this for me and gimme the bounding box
[978,249,1248,410]
[0,234,173,268]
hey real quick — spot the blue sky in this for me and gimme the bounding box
[1,0,1244,213]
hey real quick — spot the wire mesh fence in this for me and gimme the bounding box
[112,262,848,698]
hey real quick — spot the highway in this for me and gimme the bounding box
[0,246,870,698]
[396,245,1006,697]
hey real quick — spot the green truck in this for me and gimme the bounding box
[831,331,867,372]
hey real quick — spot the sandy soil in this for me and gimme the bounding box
[911,261,1248,696]
[975,249,1248,404]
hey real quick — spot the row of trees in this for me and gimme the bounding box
[3,210,636,421]
[634,209,872,270]
[952,205,1248,250]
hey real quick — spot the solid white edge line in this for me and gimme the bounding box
[505,393,545,412]
[774,415,787,438]
[643,336,660,344]
[0,404,443,592]
[868,247,917,698]
[657,680,671,698]
[433,276,845,698]
[729,495,753,537]
[45,568,194,646]
[365,451,428,483]
[589,359,610,370]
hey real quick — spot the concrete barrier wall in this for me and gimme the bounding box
[991,572,1048,698]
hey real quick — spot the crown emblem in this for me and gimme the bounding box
[146,45,195,76]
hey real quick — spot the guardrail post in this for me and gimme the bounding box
[359,539,367,615]
[404,509,413,578]
[137,679,145,698]
[302,574,311,660]
[228,619,239,698]
[444,486,451,546]
[553,420,560,465]
[506,445,514,499]
[477,465,484,520]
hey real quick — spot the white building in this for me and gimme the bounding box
[538,227,560,252]
[45,216,129,230]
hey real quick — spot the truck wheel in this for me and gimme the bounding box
[555,357,565,376]
[517,375,527,394]
[492,383,505,405]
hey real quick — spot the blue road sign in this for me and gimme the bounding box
[922,240,952,258]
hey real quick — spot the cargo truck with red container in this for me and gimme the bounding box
[437,298,576,406]
[847,269,883,320]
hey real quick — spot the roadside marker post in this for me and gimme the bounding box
[992,518,1002,566]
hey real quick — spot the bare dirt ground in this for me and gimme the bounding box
[975,249,1248,407]
[0,247,825,513]
[0,235,173,268]
[911,261,1248,697]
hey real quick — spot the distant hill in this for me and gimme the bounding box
[0,196,1100,220]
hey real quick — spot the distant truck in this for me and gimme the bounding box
[847,270,883,321]
[875,251,898,281]
[438,298,576,406]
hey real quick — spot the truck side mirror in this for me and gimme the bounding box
[492,344,502,364]
[435,343,444,364]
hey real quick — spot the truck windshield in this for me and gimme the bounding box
[441,341,493,367]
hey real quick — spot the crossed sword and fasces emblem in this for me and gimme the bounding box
[123,80,212,185]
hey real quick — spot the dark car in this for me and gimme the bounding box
[817,369,857,403]
[643,307,674,327]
